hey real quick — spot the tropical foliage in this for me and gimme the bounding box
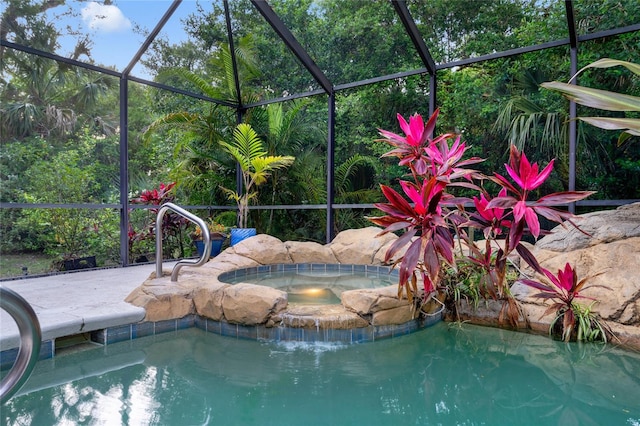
[369,110,596,331]
[129,182,191,261]
[1,0,639,276]
[517,261,610,342]
[218,123,295,229]
[540,58,640,146]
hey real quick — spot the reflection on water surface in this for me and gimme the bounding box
[3,323,640,425]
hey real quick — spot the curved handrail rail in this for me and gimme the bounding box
[0,286,42,404]
[156,202,211,282]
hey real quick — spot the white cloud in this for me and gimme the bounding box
[81,2,131,33]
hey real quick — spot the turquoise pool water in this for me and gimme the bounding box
[3,323,640,425]
[220,264,398,304]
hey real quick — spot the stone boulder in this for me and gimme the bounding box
[341,285,409,315]
[193,281,229,320]
[199,251,260,272]
[221,283,288,325]
[535,202,640,252]
[276,305,369,329]
[508,204,640,349]
[125,276,196,322]
[372,305,415,326]
[329,226,397,264]
[230,234,292,265]
[285,241,338,264]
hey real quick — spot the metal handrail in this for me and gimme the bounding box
[156,202,211,282]
[0,286,42,404]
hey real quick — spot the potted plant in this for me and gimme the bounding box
[191,219,229,258]
[218,123,295,245]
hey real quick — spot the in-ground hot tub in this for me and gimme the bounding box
[212,262,444,342]
[126,259,444,343]
[218,263,399,305]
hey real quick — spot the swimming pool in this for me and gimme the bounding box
[3,323,640,425]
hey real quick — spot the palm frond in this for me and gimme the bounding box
[267,103,284,139]
[157,68,221,99]
[2,102,41,136]
[250,155,295,186]
[219,123,267,171]
[541,81,640,112]
[142,112,203,143]
[335,154,380,199]
[542,58,640,145]
[72,76,114,111]
[495,96,567,156]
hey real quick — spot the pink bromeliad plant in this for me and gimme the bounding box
[369,109,596,330]
[517,261,610,342]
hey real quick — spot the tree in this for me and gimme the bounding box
[218,123,295,228]
[142,35,261,206]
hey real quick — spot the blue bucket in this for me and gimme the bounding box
[230,228,257,246]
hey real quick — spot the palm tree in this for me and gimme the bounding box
[249,100,326,232]
[333,154,381,233]
[218,123,294,228]
[141,35,260,205]
[493,68,568,160]
[495,63,640,198]
[1,55,115,140]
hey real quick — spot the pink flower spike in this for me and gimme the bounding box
[556,263,576,292]
[409,113,425,141]
[506,151,556,191]
[528,159,555,191]
[473,193,488,217]
[474,194,492,221]
[518,152,535,184]
[512,200,527,222]
[505,163,525,189]
[475,188,508,223]
[397,114,411,136]
[397,113,425,147]
[542,267,561,290]
[400,181,426,215]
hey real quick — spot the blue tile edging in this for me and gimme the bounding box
[1,310,443,369]
[218,263,400,284]
[100,310,441,345]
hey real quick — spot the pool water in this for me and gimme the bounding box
[222,269,397,304]
[3,323,640,425]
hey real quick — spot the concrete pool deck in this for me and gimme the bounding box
[0,263,169,351]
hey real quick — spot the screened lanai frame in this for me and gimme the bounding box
[1,0,639,268]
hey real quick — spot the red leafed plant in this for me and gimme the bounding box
[132,182,176,206]
[370,109,595,328]
[130,182,189,260]
[516,261,610,342]
[370,109,483,301]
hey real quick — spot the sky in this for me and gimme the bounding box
[45,1,202,79]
